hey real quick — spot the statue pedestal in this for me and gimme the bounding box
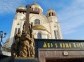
[0,55,38,62]
[14,58,38,62]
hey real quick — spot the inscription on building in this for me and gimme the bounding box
[35,39,84,57]
[43,42,84,49]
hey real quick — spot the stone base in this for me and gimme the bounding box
[14,58,38,62]
[0,55,38,62]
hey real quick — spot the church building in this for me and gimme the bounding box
[9,3,63,46]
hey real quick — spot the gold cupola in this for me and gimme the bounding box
[29,3,43,14]
[16,6,26,13]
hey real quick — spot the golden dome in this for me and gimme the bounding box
[16,6,26,12]
[17,6,26,10]
[31,3,43,12]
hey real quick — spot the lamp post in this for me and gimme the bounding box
[0,31,6,54]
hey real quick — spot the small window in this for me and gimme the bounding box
[52,12,55,16]
[57,31,60,39]
[54,30,57,39]
[18,28,20,33]
[52,12,54,16]
[15,28,17,35]
[37,32,42,39]
[14,28,20,35]
[34,19,40,24]
[49,13,51,16]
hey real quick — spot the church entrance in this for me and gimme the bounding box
[46,58,84,62]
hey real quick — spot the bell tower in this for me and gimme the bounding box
[47,9,63,39]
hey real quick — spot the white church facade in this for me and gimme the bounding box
[9,3,63,47]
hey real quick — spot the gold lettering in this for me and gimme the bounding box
[73,43,76,48]
[51,43,53,47]
[76,43,81,48]
[82,43,84,47]
[65,43,69,48]
[60,43,63,48]
[80,43,84,47]
[55,43,58,48]
[68,43,71,48]
[43,42,47,48]
[83,43,84,46]
[63,43,65,48]
[47,43,50,48]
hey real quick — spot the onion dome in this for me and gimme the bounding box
[16,6,26,13]
[47,9,56,17]
[29,3,43,14]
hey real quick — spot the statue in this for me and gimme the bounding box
[11,22,35,58]
[11,29,21,57]
[11,7,35,58]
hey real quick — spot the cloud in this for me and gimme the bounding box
[57,0,84,35]
[0,0,84,39]
[0,0,74,14]
[0,0,27,14]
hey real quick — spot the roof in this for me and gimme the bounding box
[31,3,43,12]
[17,6,26,10]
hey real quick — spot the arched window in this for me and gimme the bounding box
[14,28,20,35]
[49,13,51,16]
[52,12,55,16]
[54,30,57,39]
[52,12,54,16]
[37,32,42,39]
[15,28,17,35]
[34,19,40,24]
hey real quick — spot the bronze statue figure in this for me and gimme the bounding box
[11,6,35,58]
[11,22,35,58]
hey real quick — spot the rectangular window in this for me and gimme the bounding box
[57,31,60,39]
[18,28,20,33]
[15,28,17,35]
[54,30,57,39]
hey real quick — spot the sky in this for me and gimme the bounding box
[0,0,84,44]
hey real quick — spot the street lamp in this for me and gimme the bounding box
[0,31,6,54]
[0,31,6,44]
